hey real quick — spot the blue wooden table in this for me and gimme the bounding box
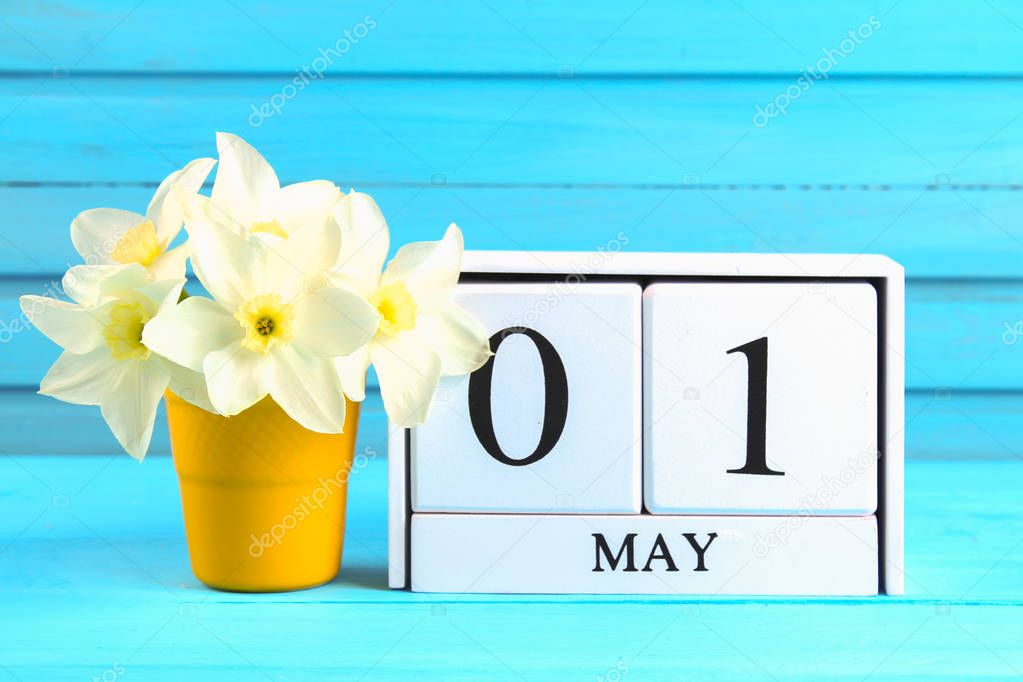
[2,1,1023,678]
[1,395,1022,680]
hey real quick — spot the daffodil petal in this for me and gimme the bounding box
[70,208,148,266]
[372,331,441,427]
[126,277,185,319]
[416,303,492,375]
[269,345,346,433]
[292,286,379,358]
[182,192,247,236]
[335,344,371,402]
[19,295,103,353]
[331,190,389,295]
[60,263,128,306]
[100,359,170,460]
[278,225,340,286]
[60,266,108,307]
[382,223,463,308]
[142,295,240,372]
[147,243,190,280]
[39,347,122,406]
[156,355,216,413]
[61,263,153,310]
[147,157,216,244]
[186,216,268,310]
[211,132,280,226]
[202,340,270,416]
[258,226,344,303]
[275,180,342,235]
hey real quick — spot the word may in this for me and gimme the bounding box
[592,532,718,573]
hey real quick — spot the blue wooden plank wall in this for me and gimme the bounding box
[1,1,1021,458]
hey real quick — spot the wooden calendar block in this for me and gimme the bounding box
[643,281,878,515]
[389,251,905,596]
[411,282,642,513]
[410,513,878,595]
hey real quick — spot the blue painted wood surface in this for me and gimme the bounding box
[3,278,1022,393]
[3,386,1022,463]
[0,418,1021,680]
[3,184,1023,278]
[2,1,1023,76]
[3,78,1023,187]
[1,3,1022,677]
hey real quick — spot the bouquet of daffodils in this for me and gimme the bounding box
[20,133,492,459]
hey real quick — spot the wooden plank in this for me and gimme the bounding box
[2,1,1023,76]
[2,456,1019,599]
[1,77,1022,188]
[2,600,1022,680]
[906,280,1023,391]
[0,387,388,457]
[0,456,1020,679]
[905,389,1023,461]
[3,184,1023,278]
[3,277,1021,391]
[2,385,1021,461]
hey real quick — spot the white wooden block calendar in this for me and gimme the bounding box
[388,252,905,597]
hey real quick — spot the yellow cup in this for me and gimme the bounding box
[165,391,360,592]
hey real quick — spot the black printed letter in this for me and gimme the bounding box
[468,327,569,467]
[682,532,718,572]
[592,533,638,572]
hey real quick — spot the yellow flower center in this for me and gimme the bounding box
[249,220,288,238]
[235,293,295,354]
[102,301,152,361]
[371,282,417,337]
[111,220,162,266]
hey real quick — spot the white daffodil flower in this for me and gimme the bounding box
[183,132,343,274]
[141,216,380,434]
[70,158,216,279]
[20,264,212,460]
[329,195,491,427]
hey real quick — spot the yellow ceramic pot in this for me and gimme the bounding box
[165,391,360,592]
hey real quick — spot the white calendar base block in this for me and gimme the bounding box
[411,513,877,596]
